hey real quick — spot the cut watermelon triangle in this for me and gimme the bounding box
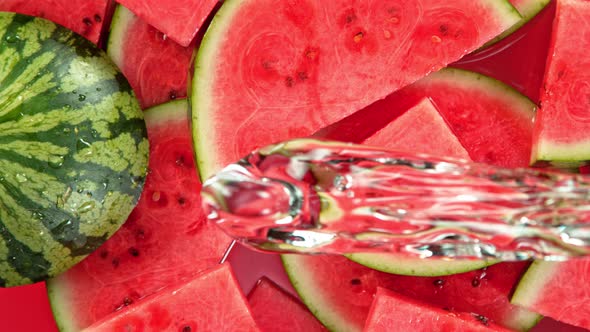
[114,0,218,47]
[532,0,590,162]
[362,98,470,160]
[283,255,540,332]
[107,5,196,109]
[364,287,512,332]
[248,277,326,332]
[82,263,260,332]
[47,100,231,331]
[0,0,112,44]
[512,258,590,330]
[192,0,522,179]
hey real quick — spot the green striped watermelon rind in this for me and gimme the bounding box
[0,12,148,287]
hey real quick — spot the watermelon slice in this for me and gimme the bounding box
[0,0,112,44]
[362,98,470,160]
[283,255,540,332]
[364,288,512,331]
[532,0,590,162]
[107,5,196,109]
[347,97,497,277]
[192,0,522,179]
[83,263,260,332]
[317,68,535,168]
[512,259,590,330]
[114,0,218,47]
[248,277,326,332]
[47,100,231,331]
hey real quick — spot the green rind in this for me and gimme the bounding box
[481,0,550,49]
[143,99,189,125]
[105,5,135,70]
[191,0,522,181]
[282,254,353,332]
[191,0,244,181]
[345,253,497,277]
[0,12,147,286]
[511,260,558,308]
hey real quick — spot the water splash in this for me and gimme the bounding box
[202,139,590,261]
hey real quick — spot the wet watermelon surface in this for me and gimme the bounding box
[0,1,587,332]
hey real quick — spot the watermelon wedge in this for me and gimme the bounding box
[512,259,590,330]
[283,255,540,332]
[318,68,535,168]
[248,277,326,332]
[364,288,512,331]
[83,263,260,332]
[0,0,112,44]
[48,100,231,331]
[107,5,196,109]
[192,0,522,179]
[532,0,590,162]
[114,0,218,47]
[347,97,497,277]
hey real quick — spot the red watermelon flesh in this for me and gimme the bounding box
[317,68,535,168]
[192,0,522,179]
[47,100,232,332]
[283,255,540,332]
[363,97,470,160]
[114,0,218,47]
[248,277,326,332]
[107,5,196,109]
[364,288,512,332]
[0,0,112,44]
[512,258,590,330]
[531,0,590,162]
[83,263,260,332]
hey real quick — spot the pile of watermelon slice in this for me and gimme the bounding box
[2,0,590,331]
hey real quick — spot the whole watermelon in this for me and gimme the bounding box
[0,12,148,287]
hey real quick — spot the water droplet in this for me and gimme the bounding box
[77,138,92,155]
[383,29,392,39]
[4,34,21,43]
[15,173,27,183]
[78,94,86,102]
[433,279,445,288]
[77,201,96,214]
[48,155,65,169]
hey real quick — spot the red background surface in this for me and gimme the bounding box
[0,1,587,332]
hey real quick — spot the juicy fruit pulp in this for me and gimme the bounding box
[364,288,512,332]
[48,100,230,331]
[0,12,147,286]
[362,98,470,160]
[107,5,196,109]
[192,0,522,179]
[82,264,260,332]
[114,0,218,47]
[0,0,111,44]
[532,0,590,162]
[283,255,540,332]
